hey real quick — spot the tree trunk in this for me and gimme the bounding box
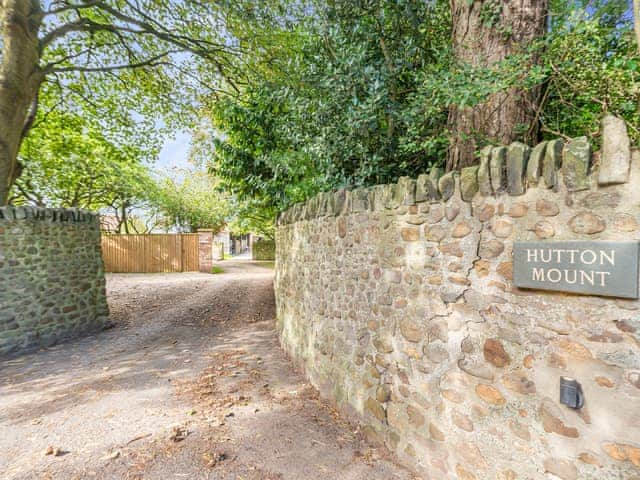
[0,0,43,205]
[121,202,130,234]
[446,0,548,171]
[634,0,640,54]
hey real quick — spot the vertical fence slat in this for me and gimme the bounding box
[101,234,202,273]
[183,234,199,271]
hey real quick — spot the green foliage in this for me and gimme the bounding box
[13,84,155,214]
[541,1,640,145]
[211,266,225,274]
[13,0,245,224]
[200,0,638,220]
[19,0,638,234]
[201,0,453,213]
[36,0,240,141]
[479,1,502,28]
[150,170,231,232]
[14,84,234,235]
[226,198,277,239]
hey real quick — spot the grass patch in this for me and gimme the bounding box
[255,261,275,269]
[211,266,225,274]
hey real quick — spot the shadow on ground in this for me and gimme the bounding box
[0,261,413,480]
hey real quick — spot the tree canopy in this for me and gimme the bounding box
[6,0,639,237]
[0,0,242,204]
[202,0,638,216]
[151,170,231,233]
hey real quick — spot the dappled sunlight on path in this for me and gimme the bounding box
[0,261,412,480]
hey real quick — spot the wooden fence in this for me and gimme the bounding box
[101,234,200,273]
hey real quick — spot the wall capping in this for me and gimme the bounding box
[278,121,637,226]
[0,206,99,224]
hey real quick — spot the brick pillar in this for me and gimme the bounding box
[197,230,213,273]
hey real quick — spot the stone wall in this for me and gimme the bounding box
[275,118,640,479]
[0,207,109,357]
[253,239,276,261]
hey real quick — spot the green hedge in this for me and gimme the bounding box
[252,239,275,260]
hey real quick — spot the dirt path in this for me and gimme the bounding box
[0,260,413,480]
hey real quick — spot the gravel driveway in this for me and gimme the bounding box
[0,260,413,480]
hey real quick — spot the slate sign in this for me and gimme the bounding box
[513,241,640,299]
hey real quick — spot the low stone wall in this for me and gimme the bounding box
[0,207,109,357]
[253,239,276,261]
[275,120,640,479]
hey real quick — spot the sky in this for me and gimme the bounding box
[111,131,194,227]
[157,131,194,171]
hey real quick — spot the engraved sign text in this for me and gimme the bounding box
[513,241,640,299]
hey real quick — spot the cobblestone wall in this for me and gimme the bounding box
[0,207,109,357]
[275,116,640,480]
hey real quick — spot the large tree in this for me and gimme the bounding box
[446,0,549,170]
[0,0,238,205]
[151,170,231,232]
[205,0,636,213]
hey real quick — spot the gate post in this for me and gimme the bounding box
[197,229,214,273]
